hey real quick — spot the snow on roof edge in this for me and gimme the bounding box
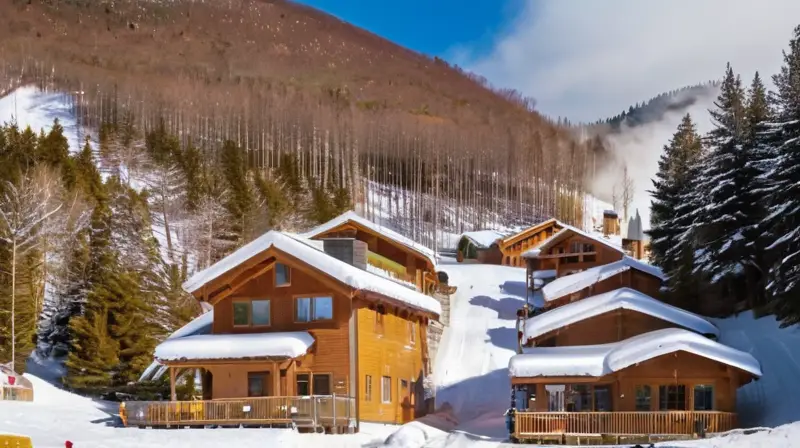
[523,287,719,342]
[523,225,625,259]
[509,328,762,379]
[182,231,441,316]
[154,331,315,362]
[541,257,665,302]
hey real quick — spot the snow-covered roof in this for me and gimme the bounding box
[301,211,437,266]
[459,230,508,248]
[154,331,315,362]
[499,218,567,246]
[509,328,762,378]
[139,311,214,381]
[182,231,441,316]
[541,256,666,302]
[521,225,624,259]
[524,287,718,342]
[532,269,557,280]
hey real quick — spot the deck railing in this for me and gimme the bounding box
[121,395,356,431]
[515,411,737,437]
[0,386,34,402]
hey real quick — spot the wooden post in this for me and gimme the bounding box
[273,362,280,396]
[169,367,177,401]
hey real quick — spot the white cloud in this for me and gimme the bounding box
[458,1,799,230]
[464,0,800,123]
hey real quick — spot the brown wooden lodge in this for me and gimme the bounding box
[121,225,443,433]
[508,222,763,445]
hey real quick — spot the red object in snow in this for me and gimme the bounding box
[65,441,73,448]
[7,376,15,386]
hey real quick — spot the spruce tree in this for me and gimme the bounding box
[691,64,751,305]
[761,25,800,326]
[648,114,704,308]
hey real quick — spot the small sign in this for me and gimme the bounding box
[7,376,15,386]
[242,405,251,412]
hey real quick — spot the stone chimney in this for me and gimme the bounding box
[322,238,368,270]
[602,210,619,236]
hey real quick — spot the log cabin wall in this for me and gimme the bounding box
[499,221,563,267]
[355,299,427,424]
[531,309,695,347]
[210,259,352,400]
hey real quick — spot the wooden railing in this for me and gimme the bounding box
[0,386,34,402]
[515,411,737,437]
[121,395,356,431]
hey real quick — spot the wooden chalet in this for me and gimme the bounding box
[536,256,666,310]
[456,219,564,267]
[507,281,763,444]
[121,231,441,433]
[303,211,441,295]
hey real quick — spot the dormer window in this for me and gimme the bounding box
[275,263,291,287]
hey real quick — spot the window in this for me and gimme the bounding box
[233,301,250,326]
[635,385,652,411]
[276,262,291,287]
[365,375,373,401]
[408,321,416,344]
[566,385,591,412]
[233,299,271,327]
[296,374,310,396]
[593,385,612,411]
[251,300,271,326]
[381,376,392,403]
[693,385,714,411]
[659,385,687,410]
[313,374,331,395]
[248,372,269,397]
[296,296,334,322]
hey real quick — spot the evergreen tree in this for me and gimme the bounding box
[648,114,704,308]
[760,25,800,326]
[691,64,751,306]
[220,140,255,242]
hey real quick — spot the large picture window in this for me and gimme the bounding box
[659,385,687,410]
[233,299,271,327]
[693,385,714,411]
[295,296,334,322]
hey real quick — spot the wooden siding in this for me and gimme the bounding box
[530,232,623,277]
[208,257,352,400]
[500,221,563,267]
[513,351,748,413]
[543,269,663,310]
[527,309,703,347]
[355,299,427,424]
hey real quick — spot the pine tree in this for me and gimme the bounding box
[761,25,800,326]
[691,64,751,305]
[220,140,255,242]
[648,114,704,308]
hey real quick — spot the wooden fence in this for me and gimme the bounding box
[121,395,356,432]
[515,411,737,437]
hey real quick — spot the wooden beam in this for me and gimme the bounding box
[169,367,177,401]
[208,259,276,305]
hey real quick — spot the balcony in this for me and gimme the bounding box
[120,395,356,433]
[514,411,736,444]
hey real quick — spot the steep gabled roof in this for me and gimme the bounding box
[524,287,718,342]
[521,225,625,259]
[301,211,437,267]
[499,218,566,248]
[541,257,666,302]
[509,328,762,379]
[182,231,441,316]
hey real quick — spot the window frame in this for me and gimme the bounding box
[693,384,714,411]
[365,375,373,401]
[275,262,292,287]
[296,373,311,396]
[634,385,652,411]
[247,371,270,397]
[658,384,687,411]
[232,298,272,328]
[408,320,416,345]
[294,295,335,323]
[312,373,332,396]
[381,376,392,404]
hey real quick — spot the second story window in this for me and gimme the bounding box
[233,299,271,327]
[408,321,416,345]
[295,296,334,322]
[275,263,291,287]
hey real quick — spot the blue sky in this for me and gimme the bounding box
[294,0,524,61]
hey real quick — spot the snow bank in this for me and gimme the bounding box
[541,256,665,301]
[302,211,437,266]
[154,331,315,362]
[182,231,441,316]
[510,328,762,378]
[524,287,717,341]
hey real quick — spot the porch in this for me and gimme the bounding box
[513,411,736,444]
[120,395,356,433]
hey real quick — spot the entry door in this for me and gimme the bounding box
[546,385,566,411]
[400,379,413,423]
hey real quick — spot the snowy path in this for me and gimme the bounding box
[433,261,528,438]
